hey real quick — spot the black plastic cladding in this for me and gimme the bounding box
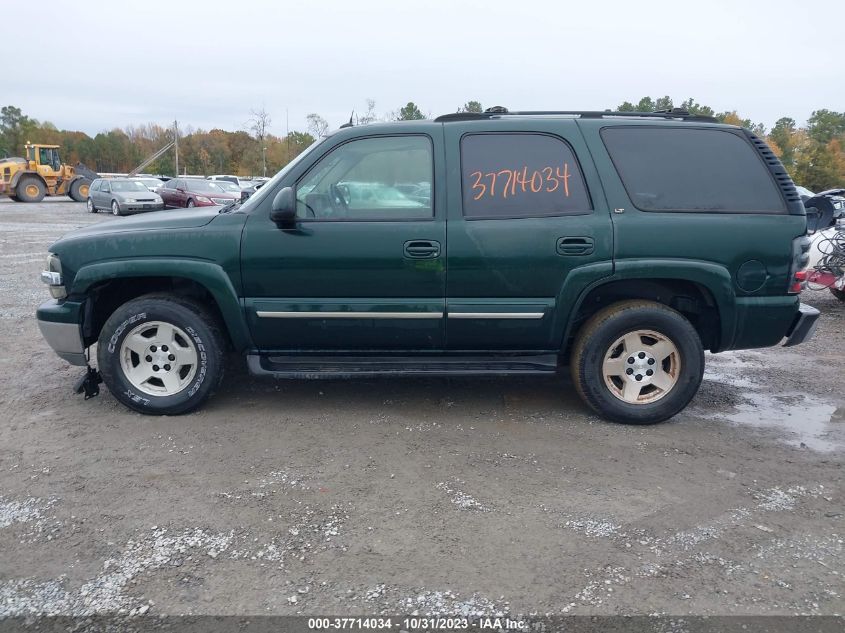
[743,130,803,214]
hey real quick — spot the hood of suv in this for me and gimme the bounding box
[60,207,220,241]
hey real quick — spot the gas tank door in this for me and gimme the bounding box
[736,260,767,293]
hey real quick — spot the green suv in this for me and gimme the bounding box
[36,108,820,424]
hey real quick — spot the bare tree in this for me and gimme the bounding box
[248,107,271,143]
[306,113,329,138]
[356,99,377,125]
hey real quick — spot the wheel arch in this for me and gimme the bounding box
[560,260,737,356]
[11,170,46,189]
[68,176,90,198]
[71,260,253,352]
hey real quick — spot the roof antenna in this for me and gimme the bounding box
[340,111,355,129]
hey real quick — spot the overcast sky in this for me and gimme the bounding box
[6,0,843,137]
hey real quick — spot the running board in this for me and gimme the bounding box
[247,353,558,379]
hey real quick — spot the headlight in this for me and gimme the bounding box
[41,253,66,299]
[196,196,211,203]
[124,198,137,203]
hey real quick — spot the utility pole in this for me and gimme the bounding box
[286,108,290,163]
[262,147,267,177]
[173,120,179,177]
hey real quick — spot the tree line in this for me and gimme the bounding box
[1,98,843,191]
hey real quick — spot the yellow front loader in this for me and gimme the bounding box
[0,143,96,203]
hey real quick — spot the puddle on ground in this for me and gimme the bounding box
[699,353,843,453]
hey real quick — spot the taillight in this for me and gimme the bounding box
[790,269,808,294]
[788,236,811,294]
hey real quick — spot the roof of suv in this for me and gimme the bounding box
[434,107,719,124]
[330,108,730,137]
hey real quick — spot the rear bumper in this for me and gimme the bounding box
[36,299,87,366]
[783,303,820,347]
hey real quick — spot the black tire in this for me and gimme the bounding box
[111,200,122,216]
[9,195,20,202]
[570,300,704,425]
[68,178,91,202]
[186,199,195,208]
[830,288,845,301]
[16,175,46,202]
[87,197,97,213]
[97,294,226,415]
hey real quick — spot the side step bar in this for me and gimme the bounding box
[247,353,558,379]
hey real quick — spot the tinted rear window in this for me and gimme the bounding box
[601,127,786,213]
[460,133,591,219]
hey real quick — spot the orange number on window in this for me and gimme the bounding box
[555,163,570,197]
[530,170,542,193]
[497,169,513,198]
[515,166,529,193]
[470,170,486,200]
[484,172,498,197]
[543,166,558,193]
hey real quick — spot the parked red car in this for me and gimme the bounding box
[158,178,239,208]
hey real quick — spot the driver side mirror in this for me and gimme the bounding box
[270,186,297,227]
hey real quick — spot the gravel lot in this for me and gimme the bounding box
[0,198,843,619]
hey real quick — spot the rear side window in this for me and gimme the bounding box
[460,133,591,219]
[601,127,786,213]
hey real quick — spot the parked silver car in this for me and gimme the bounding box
[87,178,165,216]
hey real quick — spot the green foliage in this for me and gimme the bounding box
[679,98,715,118]
[0,105,38,156]
[459,101,483,113]
[397,102,425,121]
[806,109,845,144]
[770,117,798,168]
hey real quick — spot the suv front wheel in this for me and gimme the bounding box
[97,294,225,415]
[570,300,704,425]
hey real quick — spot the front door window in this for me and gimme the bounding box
[295,136,433,221]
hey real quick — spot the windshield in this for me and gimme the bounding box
[236,137,328,213]
[111,180,151,192]
[187,180,225,193]
[215,181,241,192]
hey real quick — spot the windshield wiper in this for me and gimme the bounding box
[219,199,243,214]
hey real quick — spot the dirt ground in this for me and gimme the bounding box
[0,197,842,619]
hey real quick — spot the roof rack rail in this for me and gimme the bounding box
[434,107,718,124]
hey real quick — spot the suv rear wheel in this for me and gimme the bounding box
[97,294,225,415]
[570,300,704,425]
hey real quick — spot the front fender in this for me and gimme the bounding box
[70,258,252,351]
[10,170,45,188]
[559,259,737,352]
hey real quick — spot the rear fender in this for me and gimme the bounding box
[559,259,737,352]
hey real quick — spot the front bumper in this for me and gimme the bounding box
[120,202,165,213]
[36,299,87,366]
[783,303,820,347]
